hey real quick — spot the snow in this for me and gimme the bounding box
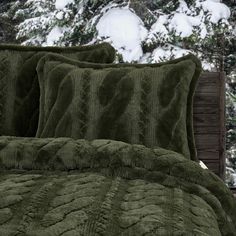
[199,22,207,39]
[148,0,211,41]
[226,167,236,186]
[44,26,65,46]
[100,2,120,14]
[16,14,55,41]
[139,53,152,64]
[169,13,201,38]
[150,44,190,63]
[199,0,230,23]
[96,8,148,62]
[13,0,233,74]
[227,167,236,174]
[169,0,230,38]
[55,0,74,10]
[56,11,64,20]
[168,0,209,39]
[78,6,84,15]
[233,174,236,186]
[233,27,236,36]
[176,0,191,14]
[147,15,169,43]
[201,61,215,71]
[199,161,208,169]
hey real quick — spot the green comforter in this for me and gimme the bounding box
[0,136,235,235]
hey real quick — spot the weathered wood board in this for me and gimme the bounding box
[193,72,225,179]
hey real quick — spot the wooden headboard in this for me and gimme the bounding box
[193,72,226,179]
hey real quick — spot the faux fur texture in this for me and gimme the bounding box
[36,53,201,161]
[0,136,235,235]
[0,42,115,137]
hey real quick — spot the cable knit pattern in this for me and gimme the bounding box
[77,70,91,139]
[36,53,201,160]
[138,75,151,145]
[0,47,234,235]
[0,43,115,137]
[0,53,8,136]
[0,136,235,235]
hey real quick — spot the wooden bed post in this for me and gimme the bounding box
[193,72,226,179]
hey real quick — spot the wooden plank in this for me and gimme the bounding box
[204,160,220,175]
[197,79,217,86]
[193,72,225,179]
[193,105,218,114]
[193,95,218,105]
[195,84,219,94]
[193,114,219,126]
[195,134,219,149]
[199,72,221,81]
[198,150,219,160]
[194,126,220,134]
[194,92,219,98]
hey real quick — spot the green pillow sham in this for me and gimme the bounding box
[0,42,115,137]
[36,53,202,161]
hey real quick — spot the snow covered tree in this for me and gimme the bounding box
[223,0,236,186]
[0,0,22,43]
[9,0,232,68]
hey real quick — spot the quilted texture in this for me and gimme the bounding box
[0,137,235,235]
[0,42,115,137]
[36,53,201,160]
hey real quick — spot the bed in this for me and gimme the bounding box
[0,44,235,236]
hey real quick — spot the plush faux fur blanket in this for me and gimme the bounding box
[0,137,235,235]
[0,44,235,235]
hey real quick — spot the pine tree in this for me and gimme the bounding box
[0,0,23,43]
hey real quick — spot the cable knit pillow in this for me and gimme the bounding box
[36,53,202,160]
[0,43,115,137]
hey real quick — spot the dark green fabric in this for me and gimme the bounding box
[0,136,235,235]
[36,53,201,161]
[0,42,116,137]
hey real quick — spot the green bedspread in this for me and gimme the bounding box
[0,136,235,236]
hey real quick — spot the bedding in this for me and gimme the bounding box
[36,53,201,161]
[0,42,115,137]
[0,45,235,235]
[0,136,235,235]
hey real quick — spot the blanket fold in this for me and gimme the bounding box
[0,136,235,235]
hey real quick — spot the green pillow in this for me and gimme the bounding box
[36,53,202,161]
[0,42,115,137]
